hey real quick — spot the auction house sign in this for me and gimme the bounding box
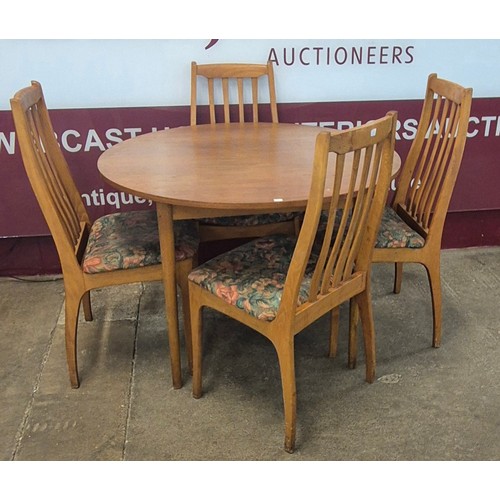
[0,39,499,238]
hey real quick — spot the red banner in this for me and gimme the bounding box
[1,98,498,238]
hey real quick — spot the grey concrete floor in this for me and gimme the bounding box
[1,246,500,463]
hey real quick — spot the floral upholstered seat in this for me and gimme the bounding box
[188,234,316,321]
[312,206,425,250]
[82,210,199,274]
[375,206,425,249]
[199,212,299,227]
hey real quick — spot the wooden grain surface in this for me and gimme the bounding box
[98,122,401,212]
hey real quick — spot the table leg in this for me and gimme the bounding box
[156,203,182,389]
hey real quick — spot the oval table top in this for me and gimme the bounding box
[98,122,401,213]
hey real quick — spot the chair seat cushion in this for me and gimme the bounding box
[82,210,199,274]
[199,212,299,227]
[188,234,316,321]
[375,206,425,249]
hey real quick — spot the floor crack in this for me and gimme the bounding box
[121,283,143,460]
[10,299,63,460]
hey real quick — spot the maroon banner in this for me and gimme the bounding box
[1,98,499,238]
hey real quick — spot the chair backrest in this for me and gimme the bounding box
[393,73,473,238]
[281,112,397,320]
[190,61,279,125]
[10,81,90,272]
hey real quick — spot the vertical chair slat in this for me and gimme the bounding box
[32,106,81,243]
[28,106,80,246]
[251,78,259,122]
[222,78,230,123]
[191,61,278,125]
[10,81,92,277]
[37,107,81,241]
[316,154,352,294]
[344,144,383,277]
[408,94,443,217]
[190,61,198,125]
[331,152,363,285]
[308,155,344,301]
[308,117,396,302]
[208,79,216,124]
[300,113,397,310]
[329,148,364,288]
[408,94,443,212]
[267,61,279,124]
[413,97,450,222]
[421,101,460,228]
[237,78,244,122]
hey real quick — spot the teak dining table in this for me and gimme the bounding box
[97,122,401,388]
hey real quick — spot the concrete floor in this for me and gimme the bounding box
[1,246,500,462]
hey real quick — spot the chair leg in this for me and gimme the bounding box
[356,289,376,384]
[293,215,302,236]
[424,259,442,348]
[190,288,203,399]
[393,262,403,294]
[82,291,93,322]
[275,339,297,454]
[176,259,194,373]
[328,307,340,358]
[64,289,82,389]
[348,298,358,369]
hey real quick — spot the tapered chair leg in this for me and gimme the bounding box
[424,259,443,348]
[275,340,297,453]
[328,307,340,358]
[393,262,403,294]
[64,290,82,389]
[82,291,93,321]
[356,289,376,384]
[348,298,359,369]
[190,288,203,399]
[177,259,194,372]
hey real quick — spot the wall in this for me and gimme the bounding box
[1,40,499,275]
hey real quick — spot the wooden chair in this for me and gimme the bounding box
[190,61,298,242]
[10,81,199,389]
[336,74,473,368]
[188,112,398,452]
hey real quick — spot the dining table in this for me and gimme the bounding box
[97,121,401,388]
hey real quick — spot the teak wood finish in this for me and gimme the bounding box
[98,121,402,403]
[10,81,194,389]
[189,113,398,453]
[190,61,296,241]
[99,122,401,211]
[340,74,473,368]
[190,61,278,126]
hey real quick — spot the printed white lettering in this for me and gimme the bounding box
[105,128,123,148]
[390,177,421,192]
[0,132,15,154]
[468,116,480,138]
[61,130,82,152]
[81,189,153,209]
[481,116,496,137]
[84,129,106,152]
[124,128,142,138]
[402,118,418,141]
[1,113,499,162]
[298,117,452,143]
[337,121,354,130]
